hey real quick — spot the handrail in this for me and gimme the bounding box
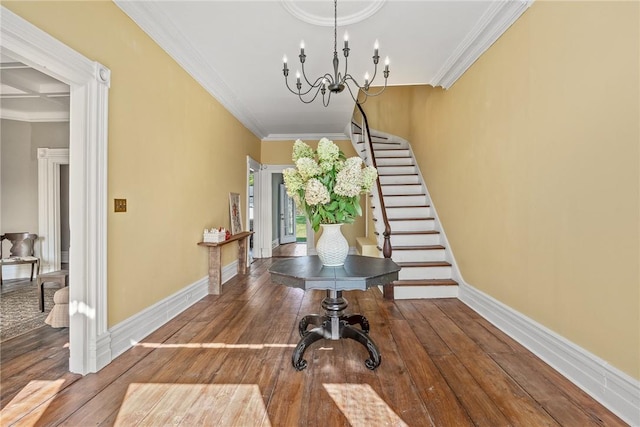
[356,103,392,258]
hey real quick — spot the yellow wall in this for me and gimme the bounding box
[363,2,639,380]
[4,2,261,326]
[261,139,366,247]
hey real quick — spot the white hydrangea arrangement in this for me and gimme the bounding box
[283,138,378,232]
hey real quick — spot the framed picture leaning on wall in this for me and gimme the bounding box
[229,192,243,235]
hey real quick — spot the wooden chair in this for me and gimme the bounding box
[0,232,40,286]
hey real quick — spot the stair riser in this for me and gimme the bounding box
[389,220,435,231]
[386,207,431,218]
[381,185,424,195]
[390,233,440,246]
[373,143,402,150]
[376,157,414,166]
[398,266,452,280]
[374,149,411,157]
[391,250,446,263]
[378,166,416,175]
[379,175,420,185]
[384,195,428,207]
[393,286,459,300]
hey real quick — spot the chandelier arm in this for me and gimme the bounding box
[300,62,319,88]
[298,85,325,104]
[344,80,366,104]
[285,76,322,97]
[360,83,389,97]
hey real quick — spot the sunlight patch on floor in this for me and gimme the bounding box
[133,342,296,349]
[114,383,271,426]
[323,383,408,427]
[0,379,65,426]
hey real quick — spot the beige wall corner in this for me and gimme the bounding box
[361,2,640,381]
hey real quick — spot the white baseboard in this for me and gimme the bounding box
[459,282,640,426]
[109,260,239,360]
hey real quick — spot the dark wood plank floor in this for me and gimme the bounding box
[0,258,626,426]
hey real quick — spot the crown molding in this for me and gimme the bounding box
[431,0,534,89]
[114,1,267,139]
[0,109,69,122]
[262,132,349,142]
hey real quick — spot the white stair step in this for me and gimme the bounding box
[378,165,417,175]
[381,184,424,195]
[379,175,420,185]
[386,206,431,219]
[391,246,446,263]
[389,232,440,246]
[384,195,428,207]
[376,157,414,166]
[388,218,435,231]
[398,263,452,280]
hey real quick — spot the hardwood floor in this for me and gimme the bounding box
[271,243,307,257]
[0,258,626,426]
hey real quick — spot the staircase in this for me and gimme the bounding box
[349,120,459,299]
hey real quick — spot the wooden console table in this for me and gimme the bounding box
[198,231,253,294]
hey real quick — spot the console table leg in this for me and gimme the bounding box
[207,246,222,295]
[341,323,382,370]
[292,327,325,371]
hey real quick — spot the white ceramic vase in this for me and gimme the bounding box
[316,223,349,267]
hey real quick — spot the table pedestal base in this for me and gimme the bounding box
[292,290,381,371]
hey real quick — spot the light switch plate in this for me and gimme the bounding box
[114,199,127,213]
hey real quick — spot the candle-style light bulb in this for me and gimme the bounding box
[296,71,301,83]
[344,32,349,49]
[384,56,389,71]
[300,40,305,55]
[374,40,379,56]
[364,72,370,87]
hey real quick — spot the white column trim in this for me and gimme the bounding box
[37,148,69,273]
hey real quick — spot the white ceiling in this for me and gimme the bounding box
[0,1,532,140]
[0,53,70,122]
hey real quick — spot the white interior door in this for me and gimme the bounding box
[279,184,296,244]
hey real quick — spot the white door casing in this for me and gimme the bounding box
[1,7,110,374]
[38,148,69,273]
[279,183,296,245]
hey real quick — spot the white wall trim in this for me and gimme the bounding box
[459,282,640,426]
[1,6,111,375]
[0,109,69,122]
[37,147,69,273]
[110,261,238,359]
[431,0,533,89]
[262,133,349,142]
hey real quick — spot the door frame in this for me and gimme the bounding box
[256,165,315,258]
[2,7,110,374]
[37,148,69,273]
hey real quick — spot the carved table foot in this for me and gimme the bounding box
[340,322,381,370]
[292,326,327,371]
[292,314,381,371]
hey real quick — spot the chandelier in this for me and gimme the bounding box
[282,0,390,106]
